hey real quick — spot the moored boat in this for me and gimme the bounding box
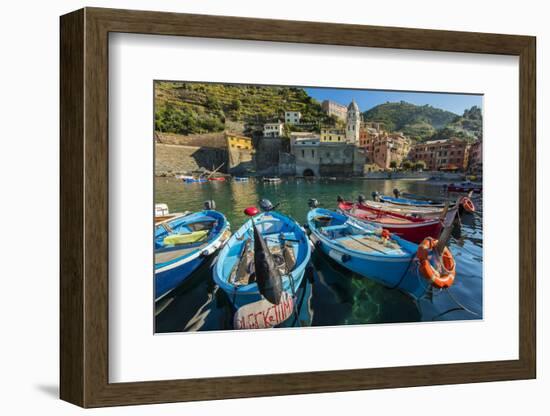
[208,176,226,182]
[337,199,449,243]
[378,194,447,207]
[358,198,451,219]
[213,203,311,328]
[233,176,249,182]
[307,207,456,299]
[374,190,475,214]
[263,176,281,183]
[446,181,482,193]
[183,176,207,183]
[155,207,230,301]
[154,203,189,224]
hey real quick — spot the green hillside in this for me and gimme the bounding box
[154,82,332,136]
[430,106,482,142]
[362,101,458,141]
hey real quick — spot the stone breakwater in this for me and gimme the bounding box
[155,144,227,177]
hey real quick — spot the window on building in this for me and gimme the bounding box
[301,150,305,158]
[311,150,315,158]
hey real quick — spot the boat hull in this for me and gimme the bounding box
[155,255,204,300]
[213,212,311,312]
[307,209,427,299]
[183,178,207,183]
[154,211,230,301]
[379,195,446,207]
[362,200,447,219]
[338,202,443,243]
[447,184,482,193]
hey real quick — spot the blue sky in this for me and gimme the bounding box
[304,87,482,115]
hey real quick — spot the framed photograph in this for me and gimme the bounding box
[60,7,536,408]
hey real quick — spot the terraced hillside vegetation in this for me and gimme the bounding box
[154,81,334,136]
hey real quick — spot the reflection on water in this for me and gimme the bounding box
[155,177,483,332]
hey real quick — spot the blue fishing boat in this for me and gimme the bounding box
[155,209,230,301]
[182,177,207,183]
[373,189,450,208]
[213,204,311,319]
[307,207,456,299]
[234,177,249,182]
[378,194,447,207]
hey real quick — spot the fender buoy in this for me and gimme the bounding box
[416,237,456,289]
[381,229,391,240]
[461,197,475,214]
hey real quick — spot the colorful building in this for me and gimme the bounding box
[409,138,470,171]
[226,132,253,150]
[468,140,482,175]
[321,100,348,121]
[320,128,345,143]
[359,123,410,169]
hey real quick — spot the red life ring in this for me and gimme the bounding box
[461,197,475,213]
[416,237,456,289]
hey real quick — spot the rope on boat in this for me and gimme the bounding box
[387,255,417,290]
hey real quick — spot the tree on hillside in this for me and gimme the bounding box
[389,161,398,170]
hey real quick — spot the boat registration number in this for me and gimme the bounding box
[233,292,294,330]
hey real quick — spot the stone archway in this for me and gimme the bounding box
[303,168,315,177]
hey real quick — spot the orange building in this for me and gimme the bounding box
[409,138,470,171]
[359,123,411,169]
[468,140,482,174]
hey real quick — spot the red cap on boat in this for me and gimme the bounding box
[244,206,260,216]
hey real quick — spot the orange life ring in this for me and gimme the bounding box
[461,197,475,213]
[416,237,456,289]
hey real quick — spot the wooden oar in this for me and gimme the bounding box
[230,238,250,284]
[206,162,225,179]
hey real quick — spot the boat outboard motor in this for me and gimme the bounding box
[308,198,319,209]
[357,194,366,204]
[204,200,216,210]
[393,188,401,198]
[371,191,380,201]
[259,199,275,212]
[253,225,283,305]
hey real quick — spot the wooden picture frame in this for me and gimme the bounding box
[60,7,536,408]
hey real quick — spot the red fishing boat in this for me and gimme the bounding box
[208,176,226,181]
[337,200,447,243]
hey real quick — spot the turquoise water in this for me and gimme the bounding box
[154,177,482,332]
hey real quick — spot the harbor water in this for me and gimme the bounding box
[154,177,483,332]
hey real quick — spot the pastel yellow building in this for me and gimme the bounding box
[320,128,345,143]
[226,132,253,150]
